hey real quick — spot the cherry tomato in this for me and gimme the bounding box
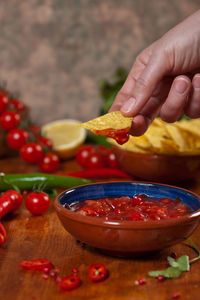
[25,192,50,215]
[59,274,81,291]
[19,258,53,271]
[88,263,108,282]
[106,152,118,168]
[0,111,21,130]
[97,145,118,168]
[37,137,52,149]
[6,128,29,150]
[39,153,60,173]
[76,145,95,167]
[87,152,105,169]
[20,142,44,163]
[0,93,9,114]
[10,99,26,112]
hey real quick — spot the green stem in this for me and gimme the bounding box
[187,238,200,264]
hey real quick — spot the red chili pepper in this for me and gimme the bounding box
[19,258,54,271]
[88,263,108,282]
[0,190,23,245]
[0,222,7,245]
[59,274,81,291]
[57,168,131,179]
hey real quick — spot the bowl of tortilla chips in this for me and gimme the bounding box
[80,112,200,183]
[109,118,200,183]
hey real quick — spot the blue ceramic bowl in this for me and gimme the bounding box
[54,182,200,256]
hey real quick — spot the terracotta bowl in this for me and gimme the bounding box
[54,182,200,256]
[111,145,200,183]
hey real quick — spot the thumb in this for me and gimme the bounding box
[121,53,169,116]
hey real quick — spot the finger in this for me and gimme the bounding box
[130,78,172,136]
[121,52,169,116]
[109,58,145,112]
[184,74,200,118]
[160,76,191,122]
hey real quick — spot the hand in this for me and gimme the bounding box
[110,10,200,136]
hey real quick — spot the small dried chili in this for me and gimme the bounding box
[58,168,131,179]
[19,258,54,271]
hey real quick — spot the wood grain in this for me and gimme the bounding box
[0,157,200,300]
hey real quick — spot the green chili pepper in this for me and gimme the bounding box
[0,173,92,192]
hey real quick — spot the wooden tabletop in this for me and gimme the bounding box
[0,157,200,300]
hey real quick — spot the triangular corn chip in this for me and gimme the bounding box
[80,111,133,145]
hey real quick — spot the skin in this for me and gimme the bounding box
[110,10,200,136]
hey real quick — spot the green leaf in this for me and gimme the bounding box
[176,255,190,272]
[148,266,182,278]
[167,256,179,268]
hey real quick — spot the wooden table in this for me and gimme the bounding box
[0,157,200,300]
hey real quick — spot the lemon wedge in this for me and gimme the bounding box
[41,119,86,159]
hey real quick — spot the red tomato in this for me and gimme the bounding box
[97,145,118,168]
[10,99,26,112]
[88,263,108,282]
[20,142,44,163]
[25,192,50,215]
[128,211,144,221]
[37,137,52,149]
[106,152,118,168]
[6,128,29,150]
[132,195,144,206]
[76,145,95,167]
[0,111,21,130]
[77,207,98,216]
[87,152,105,169]
[0,93,9,114]
[59,274,81,291]
[39,153,60,173]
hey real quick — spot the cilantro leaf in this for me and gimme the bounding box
[148,266,181,278]
[176,255,190,272]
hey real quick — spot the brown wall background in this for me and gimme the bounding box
[0,0,199,125]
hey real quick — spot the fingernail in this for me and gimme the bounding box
[193,75,200,90]
[121,97,137,114]
[174,78,188,94]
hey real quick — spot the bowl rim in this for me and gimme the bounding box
[54,181,200,229]
[111,144,200,158]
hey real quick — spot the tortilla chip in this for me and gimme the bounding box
[80,111,133,144]
[80,111,132,131]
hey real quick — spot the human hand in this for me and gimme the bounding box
[110,10,200,136]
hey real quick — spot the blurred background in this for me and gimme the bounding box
[0,0,199,125]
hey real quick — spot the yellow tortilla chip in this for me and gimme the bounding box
[80,111,132,131]
[80,111,133,145]
[164,123,189,151]
[107,137,150,153]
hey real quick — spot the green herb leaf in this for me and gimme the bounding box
[148,266,181,278]
[176,255,190,272]
[167,256,178,268]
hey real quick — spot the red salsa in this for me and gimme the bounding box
[68,195,192,221]
[94,127,130,145]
